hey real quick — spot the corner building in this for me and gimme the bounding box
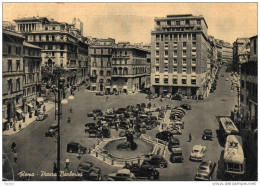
[151,14,209,96]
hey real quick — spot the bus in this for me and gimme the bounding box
[224,135,245,179]
[219,117,239,141]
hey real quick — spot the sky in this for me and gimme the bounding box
[3,3,258,45]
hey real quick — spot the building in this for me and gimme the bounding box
[3,28,42,131]
[222,42,233,63]
[111,42,150,93]
[88,38,115,92]
[22,42,42,116]
[3,29,24,130]
[150,14,209,96]
[13,16,89,85]
[233,38,250,73]
[240,35,257,131]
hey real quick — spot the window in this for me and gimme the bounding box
[192,42,196,48]
[164,78,168,84]
[192,58,196,63]
[254,39,257,54]
[60,52,63,57]
[192,34,196,40]
[8,60,12,71]
[173,67,177,72]
[8,79,12,93]
[183,50,186,56]
[165,34,168,41]
[188,34,191,40]
[173,78,178,84]
[161,35,163,41]
[16,60,20,71]
[197,20,201,25]
[164,58,168,63]
[164,42,168,48]
[183,42,187,48]
[182,79,187,84]
[60,45,64,50]
[93,62,97,67]
[191,79,196,85]
[52,52,55,56]
[156,21,160,26]
[173,42,178,49]
[60,59,63,68]
[100,70,104,76]
[156,43,159,48]
[156,58,159,64]
[176,21,180,26]
[241,94,244,103]
[183,34,187,40]
[156,35,160,41]
[182,58,186,64]
[8,45,12,54]
[107,62,111,67]
[156,67,159,72]
[167,21,171,26]
[52,35,55,41]
[174,34,178,40]
[155,78,160,83]
[45,27,48,30]
[192,67,196,73]
[16,79,20,91]
[241,80,244,88]
[185,20,190,25]
[92,70,96,75]
[182,67,187,73]
[173,58,177,64]
[165,50,168,56]
[164,66,168,72]
[174,50,177,57]
[107,71,111,76]
[156,51,159,56]
[16,47,21,55]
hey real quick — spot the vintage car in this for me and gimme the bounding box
[170,148,184,163]
[107,169,136,181]
[168,137,180,150]
[202,129,213,141]
[77,161,102,181]
[45,124,58,137]
[168,124,182,135]
[36,112,48,121]
[194,161,216,181]
[171,121,184,129]
[124,163,159,180]
[180,104,192,110]
[190,145,206,161]
[156,131,173,143]
[87,109,103,117]
[96,92,104,96]
[85,123,97,133]
[67,142,87,154]
[142,155,168,168]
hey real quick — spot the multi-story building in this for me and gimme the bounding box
[3,29,24,130]
[22,41,42,115]
[222,42,233,63]
[233,38,250,73]
[13,16,89,85]
[89,38,115,92]
[151,14,209,96]
[111,42,150,93]
[240,35,257,131]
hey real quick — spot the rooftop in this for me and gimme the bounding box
[3,29,24,39]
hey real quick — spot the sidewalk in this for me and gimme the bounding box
[3,101,55,136]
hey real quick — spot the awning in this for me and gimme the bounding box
[37,97,44,102]
[105,86,111,89]
[91,84,96,87]
[3,118,8,124]
[182,76,187,79]
[155,75,160,78]
[28,104,34,108]
[112,85,117,89]
[16,109,23,114]
[191,76,196,79]
[122,86,128,89]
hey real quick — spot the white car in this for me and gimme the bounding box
[225,78,229,81]
[190,145,206,161]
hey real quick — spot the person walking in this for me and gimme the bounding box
[65,158,70,170]
[67,116,71,124]
[189,133,192,142]
[106,96,109,101]
[70,106,73,113]
[14,151,18,163]
[11,142,16,152]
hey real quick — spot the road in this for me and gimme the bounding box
[3,65,237,181]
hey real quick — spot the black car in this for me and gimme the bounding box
[77,161,102,181]
[202,129,213,141]
[67,142,87,154]
[45,124,58,137]
[96,92,104,96]
[116,108,127,115]
[194,161,216,181]
[85,123,97,132]
[142,155,168,168]
[170,148,184,163]
[180,104,192,110]
[156,131,173,143]
[172,94,183,101]
[124,163,159,180]
[168,137,180,150]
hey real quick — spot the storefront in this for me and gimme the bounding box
[105,86,111,92]
[112,85,118,92]
[122,86,128,93]
[16,109,23,121]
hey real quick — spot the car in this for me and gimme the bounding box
[96,92,104,96]
[156,131,173,143]
[171,121,184,129]
[168,125,182,135]
[115,91,119,95]
[194,161,216,181]
[172,93,183,101]
[202,129,213,141]
[180,104,192,110]
[116,108,127,115]
[225,78,229,81]
[190,145,206,161]
[141,103,146,108]
[170,148,184,163]
[36,113,48,121]
[142,155,168,168]
[221,74,224,77]
[67,142,87,154]
[45,124,58,137]
[123,163,159,180]
[107,169,136,181]
[168,137,180,150]
[77,161,102,181]
[85,123,97,132]
[88,128,101,138]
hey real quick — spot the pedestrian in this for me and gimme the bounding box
[19,122,22,130]
[14,151,18,163]
[43,105,46,113]
[11,142,16,152]
[67,116,71,124]
[189,133,192,142]
[53,162,58,174]
[70,107,73,113]
[106,96,109,101]
[22,115,25,123]
[78,86,80,92]
[65,158,70,170]
[153,103,156,108]
[77,147,81,160]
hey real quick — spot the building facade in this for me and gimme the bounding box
[222,42,233,64]
[233,38,250,73]
[89,38,115,92]
[111,42,150,93]
[14,16,89,85]
[150,14,209,96]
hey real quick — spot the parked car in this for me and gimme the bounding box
[172,93,183,101]
[180,104,192,110]
[85,123,97,132]
[168,137,180,150]
[36,112,48,121]
[170,148,184,163]
[45,124,58,137]
[171,121,184,129]
[88,129,101,138]
[194,161,216,181]
[190,145,206,161]
[168,124,182,135]
[225,78,229,81]
[202,129,213,141]
[156,131,173,143]
[77,161,102,181]
[124,163,159,180]
[107,169,136,181]
[96,92,104,96]
[67,142,87,154]
[142,155,168,168]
